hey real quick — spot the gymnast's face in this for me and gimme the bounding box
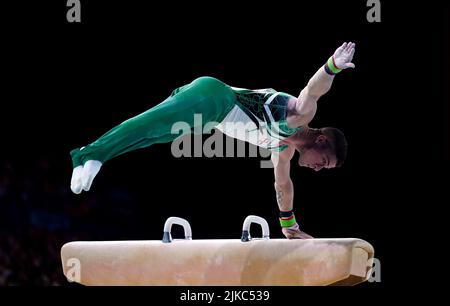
[297,135,337,171]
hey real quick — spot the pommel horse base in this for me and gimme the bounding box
[61,216,374,286]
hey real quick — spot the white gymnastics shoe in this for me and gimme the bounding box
[70,165,84,194]
[81,160,103,192]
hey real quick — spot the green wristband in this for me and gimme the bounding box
[327,56,342,74]
[279,214,297,228]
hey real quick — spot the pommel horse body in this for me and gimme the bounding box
[61,216,374,286]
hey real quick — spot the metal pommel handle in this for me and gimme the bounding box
[241,215,270,242]
[162,217,192,243]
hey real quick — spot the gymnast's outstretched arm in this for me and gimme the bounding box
[294,42,356,124]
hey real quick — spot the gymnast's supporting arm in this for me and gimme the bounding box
[272,147,313,239]
[273,148,294,212]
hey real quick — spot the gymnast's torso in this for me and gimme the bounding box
[214,86,301,152]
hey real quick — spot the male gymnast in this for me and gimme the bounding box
[70,42,356,239]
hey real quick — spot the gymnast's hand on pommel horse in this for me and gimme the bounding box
[69,42,356,240]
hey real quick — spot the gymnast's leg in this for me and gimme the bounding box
[70,76,235,194]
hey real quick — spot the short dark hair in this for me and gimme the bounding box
[320,127,348,168]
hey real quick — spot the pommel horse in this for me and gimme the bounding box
[61,215,374,285]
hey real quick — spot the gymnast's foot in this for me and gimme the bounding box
[70,165,84,194]
[70,160,103,194]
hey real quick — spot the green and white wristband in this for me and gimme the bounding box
[279,211,297,228]
[324,56,342,75]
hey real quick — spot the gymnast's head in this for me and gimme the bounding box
[295,127,348,171]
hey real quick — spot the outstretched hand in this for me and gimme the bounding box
[333,42,356,69]
[281,223,314,239]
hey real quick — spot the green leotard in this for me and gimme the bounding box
[70,76,300,168]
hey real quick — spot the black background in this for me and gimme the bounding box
[0,0,448,300]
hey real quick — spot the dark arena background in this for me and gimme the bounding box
[0,0,447,301]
